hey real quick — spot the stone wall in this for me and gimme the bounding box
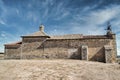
[111,34,117,62]
[5,35,117,63]
[21,37,47,59]
[0,53,4,60]
[4,45,21,59]
[20,38,112,62]
[43,39,110,62]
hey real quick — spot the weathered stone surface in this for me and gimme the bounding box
[4,45,21,59]
[5,36,116,63]
[81,45,88,60]
[0,53,4,60]
[104,45,112,63]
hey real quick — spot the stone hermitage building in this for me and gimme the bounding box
[4,24,117,63]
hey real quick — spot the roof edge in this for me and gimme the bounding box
[4,41,22,46]
[21,36,50,38]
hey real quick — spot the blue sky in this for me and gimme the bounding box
[0,0,120,55]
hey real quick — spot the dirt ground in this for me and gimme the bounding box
[0,59,120,80]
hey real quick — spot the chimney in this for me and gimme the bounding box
[39,24,44,32]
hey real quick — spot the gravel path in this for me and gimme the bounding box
[0,60,120,80]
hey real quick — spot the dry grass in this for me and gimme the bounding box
[0,59,120,80]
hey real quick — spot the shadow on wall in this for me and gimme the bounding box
[69,47,105,63]
[69,47,81,59]
[89,47,105,62]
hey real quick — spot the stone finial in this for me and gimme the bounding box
[39,24,44,32]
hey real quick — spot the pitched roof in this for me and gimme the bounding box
[48,34,108,40]
[22,31,50,38]
[83,35,108,39]
[50,34,83,39]
[4,41,22,46]
[21,25,50,38]
[5,35,109,46]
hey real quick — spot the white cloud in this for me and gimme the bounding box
[0,19,6,25]
[43,8,49,19]
[78,5,120,26]
[0,31,21,52]
[42,0,54,7]
[82,4,98,12]
[1,33,6,37]
[16,9,19,15]
[65,5,120,35]
[54,11,70,20]
[46,2,70,21]
[28,3,32,8]
[26,12,39,23]
[88,6,119,25]
[49,29,66,35]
